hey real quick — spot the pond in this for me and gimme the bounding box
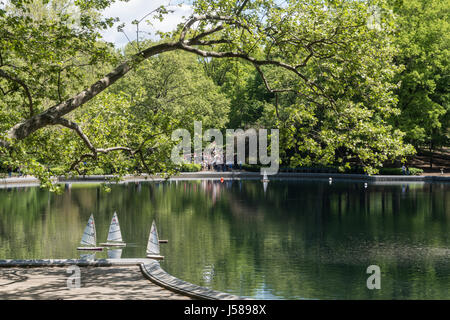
[0,179,449,299]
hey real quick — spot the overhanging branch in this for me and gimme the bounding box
[2,11,338,149]
[56,117,163,174]
[5,42,180,143]
[55,117,96,153]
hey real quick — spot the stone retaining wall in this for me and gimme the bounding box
[1,172,448,187]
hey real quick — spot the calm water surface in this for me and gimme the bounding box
[0,179,449,299]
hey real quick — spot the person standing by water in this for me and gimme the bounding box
[226,159,233,172]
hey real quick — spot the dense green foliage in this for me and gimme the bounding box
[180,163,202,172]
[389,0,449,152]
[0,0,448,190]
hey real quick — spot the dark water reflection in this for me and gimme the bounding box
[0,180,448,299]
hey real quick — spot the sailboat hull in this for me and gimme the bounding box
[77,247,104,251]
[146,254,164,260]
[100,242,126,247]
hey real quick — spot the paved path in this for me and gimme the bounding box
[0,266,192,300]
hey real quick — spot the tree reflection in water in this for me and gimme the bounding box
[0,180,448,299]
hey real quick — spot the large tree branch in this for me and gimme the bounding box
[68,145,134,173]
[189,39,233,46]
[57,117,163,174]
[236,0,250,15]
[180,42,309,81]
[179,41,334,104]
[5,42,180,144]
[189,25,225,43]
[180,14,253,43]
[1,11,340,150]
[253,64,296,94]
[54,117,96,153]
[55,117,135,156]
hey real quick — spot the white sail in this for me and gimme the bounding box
[107,212,123,243]
[146,220,160,255]
[107,249,123,259]
[263,181,268,193]
[80,253,96,261]
[80,214,96,246]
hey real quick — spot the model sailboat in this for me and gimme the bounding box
[77,214,103,251]
[146,220,165,260]
[100,212,126,247]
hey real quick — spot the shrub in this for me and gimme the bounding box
[50,166,66,176]
[378,167,423,176]
[408,168,424,175]
[180,163,202,172]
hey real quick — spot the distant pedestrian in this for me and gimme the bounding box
[7,165,12,178]
[401,165,406,175]
[226,160,233,171]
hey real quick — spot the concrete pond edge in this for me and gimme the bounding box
[1,172,449,187]
[140,261,245,300]
[0,259,246,300]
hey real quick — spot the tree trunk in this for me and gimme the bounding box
[429,141,433,168]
